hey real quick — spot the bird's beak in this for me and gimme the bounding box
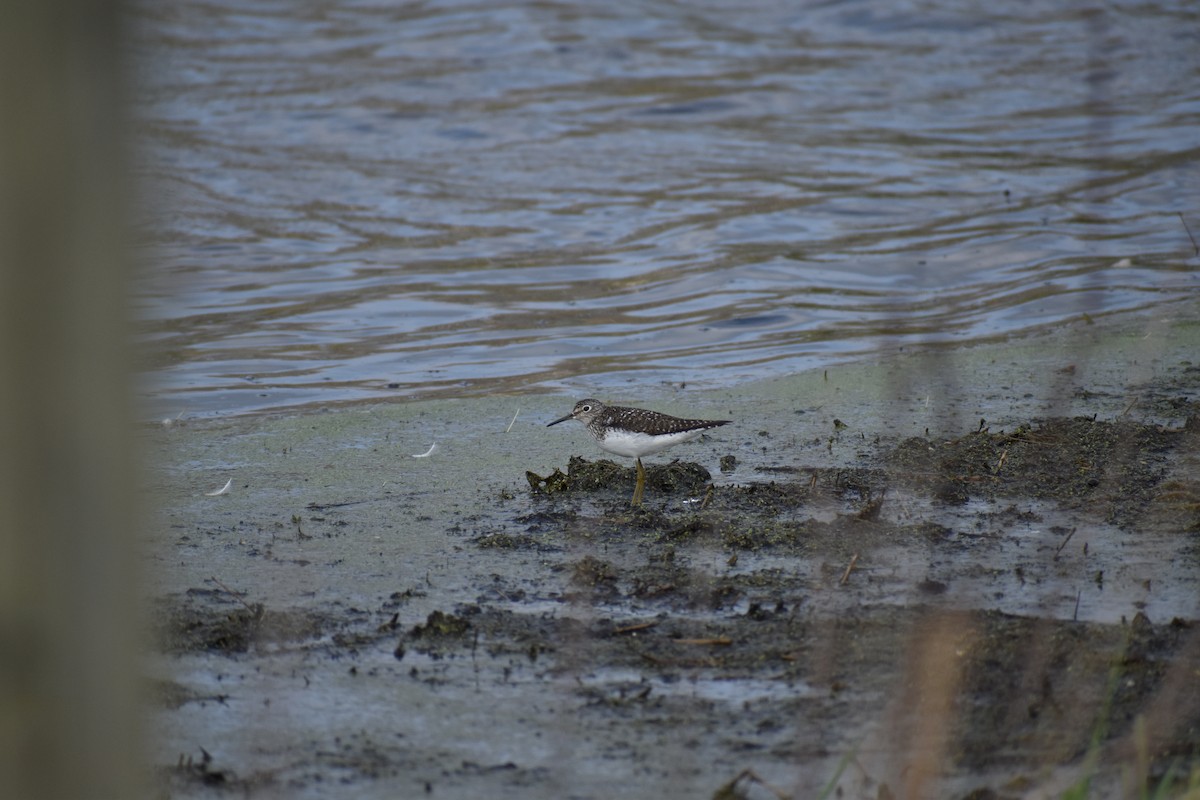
[547,412,574,427]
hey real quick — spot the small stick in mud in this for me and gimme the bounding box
[673,636,732,646]
[840,553,859,585]
[209,575,259,615]
[292,514,311,540]
[1180,211,1199,256]
[613,620,658,635]
[994,445,1009,474]
[505,407,520,433]
[712,768,790,800]
[1054,527,1077,559]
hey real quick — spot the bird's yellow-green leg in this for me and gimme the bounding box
[631,458,646,506]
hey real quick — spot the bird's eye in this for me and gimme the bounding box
[581,405,591,412]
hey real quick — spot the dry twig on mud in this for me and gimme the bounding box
[840,553,859,585]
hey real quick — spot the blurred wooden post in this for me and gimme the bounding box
[0,2,138,798]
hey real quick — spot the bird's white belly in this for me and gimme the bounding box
[596,428,703,459]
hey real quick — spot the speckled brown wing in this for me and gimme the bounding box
[594,405,731,437]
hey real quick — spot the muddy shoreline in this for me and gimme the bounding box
[144,306,1200,799]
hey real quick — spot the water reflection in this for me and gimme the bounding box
[133,0,1200,416]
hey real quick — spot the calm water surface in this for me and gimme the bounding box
[132,0,1200,416]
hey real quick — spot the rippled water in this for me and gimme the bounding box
[132,0,1200,416]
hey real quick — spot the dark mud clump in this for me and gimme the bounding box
[886,416,1188,526]
[155,588,329,654]
[527,455,714,497]
[409,609,472,639]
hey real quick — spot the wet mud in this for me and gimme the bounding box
[144,318,1200,799]
[150,418,1200,796]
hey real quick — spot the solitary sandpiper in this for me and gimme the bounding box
[547,399,731,506]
